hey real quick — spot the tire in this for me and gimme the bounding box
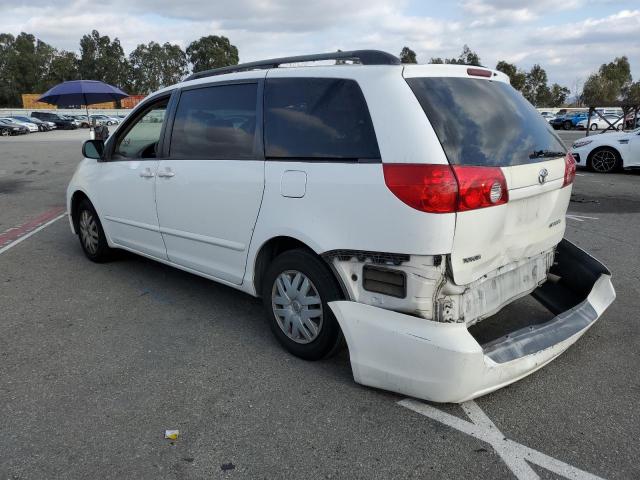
[587,147,620,173]
[590,123,597,131]
[262,249,344,360]
[0,128,8,137]
[563,121,572,130]
[616,124,623,131]
[75,199,113,262]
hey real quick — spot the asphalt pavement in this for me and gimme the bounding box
[0,129,638,479]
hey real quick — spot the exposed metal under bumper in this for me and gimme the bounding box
[328,239,615,403]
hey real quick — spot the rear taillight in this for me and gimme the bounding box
[383,164,508,214]
[453,165,508,211]
[382,164,458,213]
[563,152,576,187]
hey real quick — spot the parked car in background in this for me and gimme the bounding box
[67,51,614,404]
[60,115,82,128]
[31,112,78,130]
[67,115,91,128]
[10,116,51,132]
[1,117,38,133]
[540,111,555,122]
[0,118,29,135]
[570,127,640,173]
[89,114,119,126]
[550,112,588,130]
[576,115,623,131]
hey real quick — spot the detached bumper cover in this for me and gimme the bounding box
[328,239,615,403]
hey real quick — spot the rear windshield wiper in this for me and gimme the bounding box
[529,150,565,159]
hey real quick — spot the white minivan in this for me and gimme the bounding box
[67,50,615,403]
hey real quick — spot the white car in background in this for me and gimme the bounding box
[570,128,640,173]
[66,50,615,403]
[0,117,38,132]
[539,111,555,122]
[576,115,623,131]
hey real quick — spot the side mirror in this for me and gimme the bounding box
[82,139,104,160]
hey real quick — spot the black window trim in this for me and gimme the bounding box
[103,90,177,162]
[263,76,382,164]
[162,78,265,161]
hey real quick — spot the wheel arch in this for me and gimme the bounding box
[69,190,94,233]
[251,235,348,300]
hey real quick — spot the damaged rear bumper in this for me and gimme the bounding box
[328,239,615,403]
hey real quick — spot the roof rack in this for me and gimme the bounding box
[185,50,401,81]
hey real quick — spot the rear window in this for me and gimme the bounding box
[406,77,566,166]
[264,78,380,160]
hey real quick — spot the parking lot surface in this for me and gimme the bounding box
[1,130,638,479]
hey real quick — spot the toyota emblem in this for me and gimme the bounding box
[538,168,549,185]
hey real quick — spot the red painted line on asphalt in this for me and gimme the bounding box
[0,207,66,248]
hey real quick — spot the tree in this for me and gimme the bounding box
[78,30,130,90]
[0,33,62,106]
[46,51,80,85]
[495,60,526,91]
[130,41,188,94]
[429,45,481,66]
[548,83,570,107]
[458,45,481,66]
[523,64,551,106]
[582,56,632,105]
[400,47,417,64]
[186,35,238,73]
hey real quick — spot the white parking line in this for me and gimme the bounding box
[566,214,599,222]
[398,398,605,480]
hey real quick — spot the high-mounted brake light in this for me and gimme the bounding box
[383,164,508,214]
[563,152,576,187]
[467,68,492,78]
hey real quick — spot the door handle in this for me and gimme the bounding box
[139,168,155,178]
[157,169,175,178]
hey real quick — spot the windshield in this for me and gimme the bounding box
[406,77,566,166]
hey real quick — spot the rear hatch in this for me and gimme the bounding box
[405,73,572,285]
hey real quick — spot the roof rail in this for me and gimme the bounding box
[185,50,401,81]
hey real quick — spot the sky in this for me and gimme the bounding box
[1,0,639,94]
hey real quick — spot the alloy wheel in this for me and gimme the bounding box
[79,209,100,255]
[271,270,323,344]
[591,150,617,173]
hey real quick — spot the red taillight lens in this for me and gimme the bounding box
[383,164,458,213]
[563,152,576,187]
[383,164,508,213]
[467,68,492,78]
[452,165,508,211]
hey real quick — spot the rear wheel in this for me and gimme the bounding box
[0,128,8,137]
[76,199,113,262]
[563,121,572,130]
[262,249,343,360]
[590,123,597,131]
[588,147,620,173]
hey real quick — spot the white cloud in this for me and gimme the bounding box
[0,0,638,92]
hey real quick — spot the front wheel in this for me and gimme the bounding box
[588,147,620,173]
[563,121,572,130]
[590,123,597,131]
[262,249,344,360]
[76,199,113,262]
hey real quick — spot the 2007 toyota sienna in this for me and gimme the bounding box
[67,50,615,403]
